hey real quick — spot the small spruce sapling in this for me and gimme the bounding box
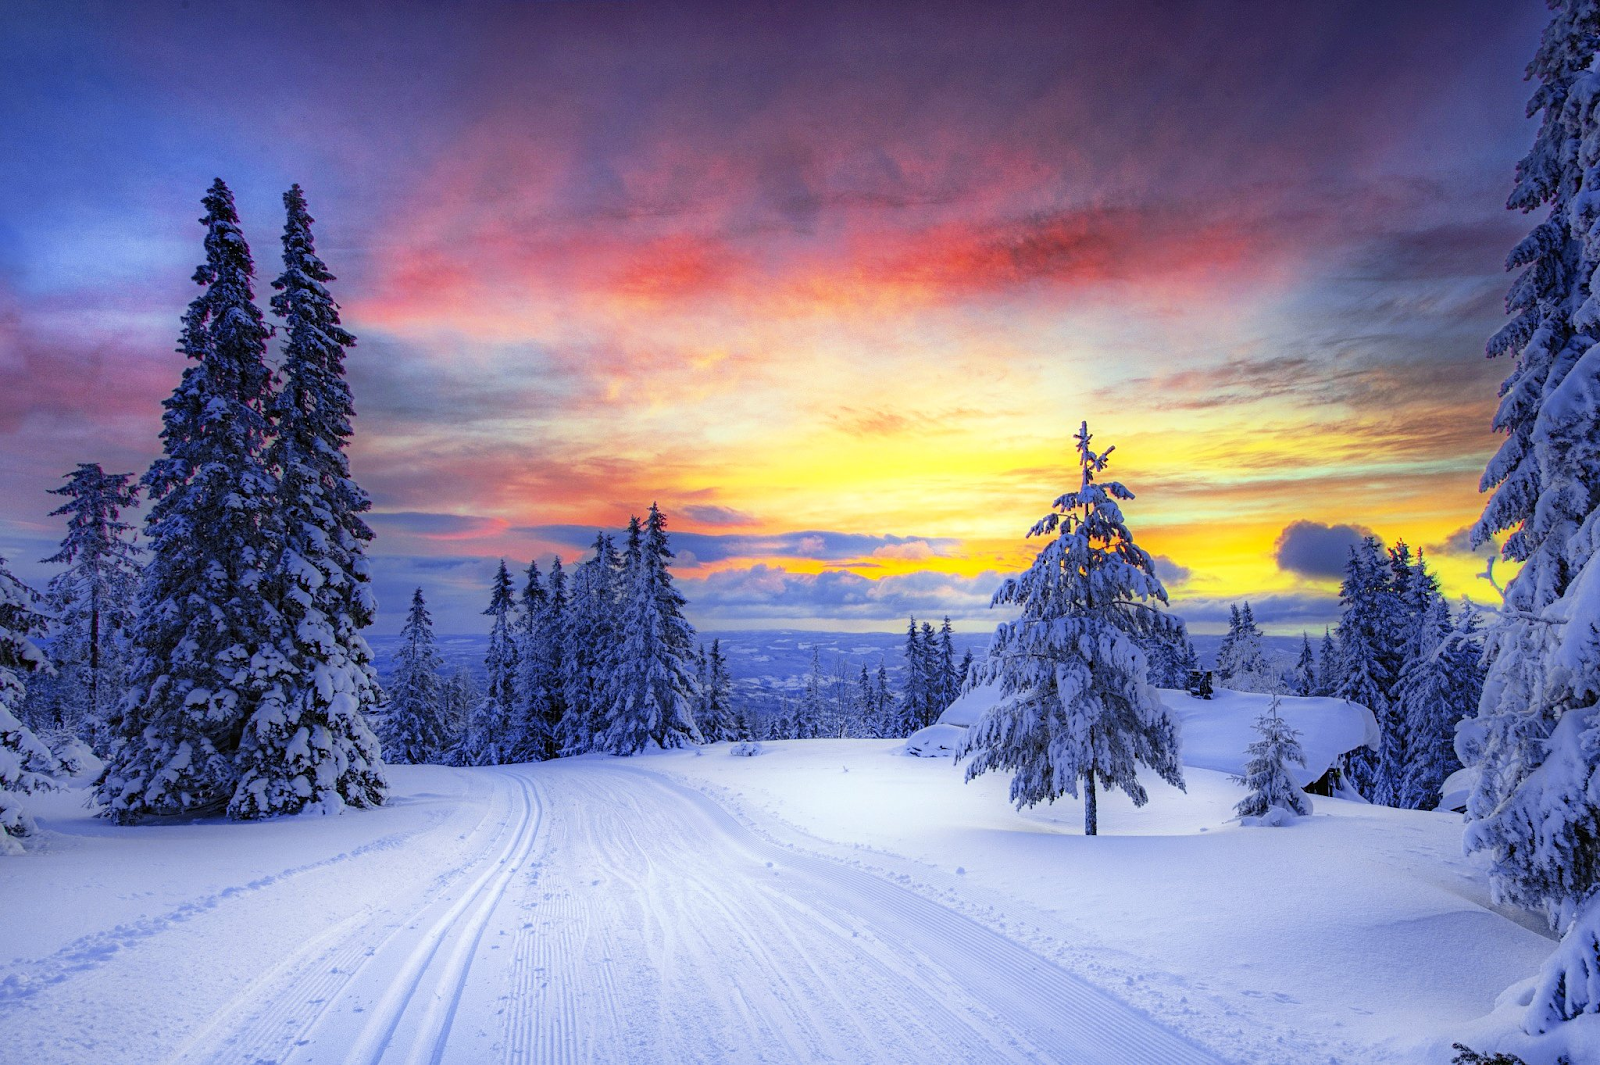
[1233,693,1312,825]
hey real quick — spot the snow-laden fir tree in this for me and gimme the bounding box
[1315,628,1339,696]
[457,561,518,765]
[1395,598,1484,810]
[379,588,448,764]
[540,556,569,744]
[795,647,824,739]
[1457,0,1600,1031]
[440,667,478,743]
[1335,540,1393,798]
[895,617,927,735]
[1290,634,1317,697]
[702,638,735,741]
[512,559,559,762]
[35,463,140,739]
[937,618,959,711]
[231,184,385,819]
[1,556,58,854]
[960,422,1185,836]
[558,534,621,754]
[604,504,702,753]
[1217,602,1274,693]
[1232,693,1311,823]
[1145,621,1197,689]
[97,179,283,822]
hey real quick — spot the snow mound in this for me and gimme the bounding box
[936,685,993,728]
[1439,764,1478,813]
[904,723,966,757]
[1159,687,1378,788]
[909,682,1378,786]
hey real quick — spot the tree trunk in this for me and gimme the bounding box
[1084,767,1098,836]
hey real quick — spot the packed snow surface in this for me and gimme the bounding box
[0,739,1554,1064]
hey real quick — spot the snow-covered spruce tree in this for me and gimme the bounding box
[703,638,735,741]
[1335,539,1392,798]
[540,557,569,748]
[96,179,283,822]
[379,588,448,765]
[457,561,518,765]
[897,617,946,732]
[1457,0,1600,1031]
[937,617,959,711]
[874,663,895,737]
[231,184,385,819]
[603,505,702,754]
[558,534,621,754]
[512,559,558,762]
[440,667,478,743]
[795,647,824,739]
[960,422,1185,836]
[1315,628,1340,696]
[1,556,58,854]
[37,463,141,739]
[1396,598,1485,810]
[1217,602,1274,693]
[1290,634,1317,697]
[1144,620,1197,689]
[1232,694,1311,823]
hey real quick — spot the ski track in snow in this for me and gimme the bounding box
[7,762,1229,1065]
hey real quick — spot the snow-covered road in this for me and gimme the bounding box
[3,761,1226,1064]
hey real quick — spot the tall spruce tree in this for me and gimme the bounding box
[896,617,926,735]
[703,638,735,741]
[37,464,141,738]
[439,667,477,745]
[1335,540,1392,798]
[513,559,557,761]
[1218,602,1274,692]
[380,589,448,765]
[1458,1,1600,1031]
[604,504,701,753]
[538,558,569,751]
[1316,628,1339,697]
[1290,634,1317,697]
[1396,599,1485,810]
[795,647,824,739]
[231,184,385,819]
[458,561,518,765]
[1,557,57,854]
[961,422,1185,835]
[97,180,283,822]
[558,534,620,754]
[937,617,959,711]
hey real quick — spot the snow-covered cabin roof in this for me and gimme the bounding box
[908,682,1380,788]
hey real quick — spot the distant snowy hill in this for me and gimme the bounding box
[368,630,1311,717]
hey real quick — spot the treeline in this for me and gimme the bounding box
[380,505,745,764]
[1205,538,1485,810]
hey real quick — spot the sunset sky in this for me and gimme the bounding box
[0,0,1546,634]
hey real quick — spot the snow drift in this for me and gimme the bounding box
[908,682,1379,786]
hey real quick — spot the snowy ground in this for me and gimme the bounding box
[0,742,1557,1064]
